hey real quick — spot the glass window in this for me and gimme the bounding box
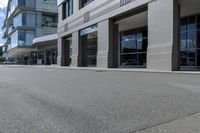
[188,16,196,31]
[120,54,137,66]
[25,30,35,46]
[42,14,57,27]
[197,50,200,66]
[25,0,36,8]
[180,50,187,66]
[18,30,25,46]
[121,35,137,53]
[197,15,200,30]
[38,51,45,65]
[80,26,97,67]
[120,27,148,67]
[13,11,36,27]
[187,31,197,49]
[10,30,35,49]
[137,33,143,50]
[180,32,187,49]
[10,0,18,14]
[197,30,200,48]
[25,11,36,27]
[187,50,196,66]
[180,17,187,32]
[13,13,22,27]
[180,50,195,67]
[81,0,94,8]
[138,53,146,66]
[18,0,25,6]
[11,31,18,49]
[180,15,200,70]
[51,48,58,64]
[63,0,73,19]
[86,32,97,66]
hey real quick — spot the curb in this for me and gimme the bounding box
[1,65,200,75]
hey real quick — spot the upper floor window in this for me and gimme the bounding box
[80,0,94,8]
[62,0,73,20]
[42,14,58,27]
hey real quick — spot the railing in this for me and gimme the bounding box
[120,0,136,6]
[42,22,57,28]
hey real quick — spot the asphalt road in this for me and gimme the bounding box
[0,66,200,133]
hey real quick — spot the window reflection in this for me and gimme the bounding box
[120,27,147,67]
[63,0,73,19]
[180,15,200,69]
[80,25,97,67]
[10,30,35,49]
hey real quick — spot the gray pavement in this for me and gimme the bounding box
[0,66,200,133]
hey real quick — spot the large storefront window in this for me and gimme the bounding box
[64,37,72,65]
[38,51,45,65]
[37,48,57,65]
[120,27,148,67]
[80,25,97,67]
[51,48,58,65]
[180,15,200,70]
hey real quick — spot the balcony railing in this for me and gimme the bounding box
[42,22,57,28]
[120,0,136,6]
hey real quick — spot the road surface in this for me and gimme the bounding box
[0,66,200,133]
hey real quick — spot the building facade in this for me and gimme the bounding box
[2,0,58,64]
[57,0,200,71]
[33,34,58,65]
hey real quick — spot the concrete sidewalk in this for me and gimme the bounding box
[1,64,200,75]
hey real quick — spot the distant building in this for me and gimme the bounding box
[2,0,58,64]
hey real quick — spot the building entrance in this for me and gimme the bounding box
[80,25,97,67]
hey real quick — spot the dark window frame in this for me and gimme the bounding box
[62,0,73,20]
[80,0,94,9]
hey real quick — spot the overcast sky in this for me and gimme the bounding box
[0,0,9,46]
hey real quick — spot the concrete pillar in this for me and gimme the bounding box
[71,31,79,67]
[57,37,68,66]
[97,19,118,68]
[73,0,79,13]
[58,5,63,23]
[57,38,62,66]
[147,0,179,71]
[44,50,47,65]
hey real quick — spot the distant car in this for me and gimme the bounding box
[3,61,18,65]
